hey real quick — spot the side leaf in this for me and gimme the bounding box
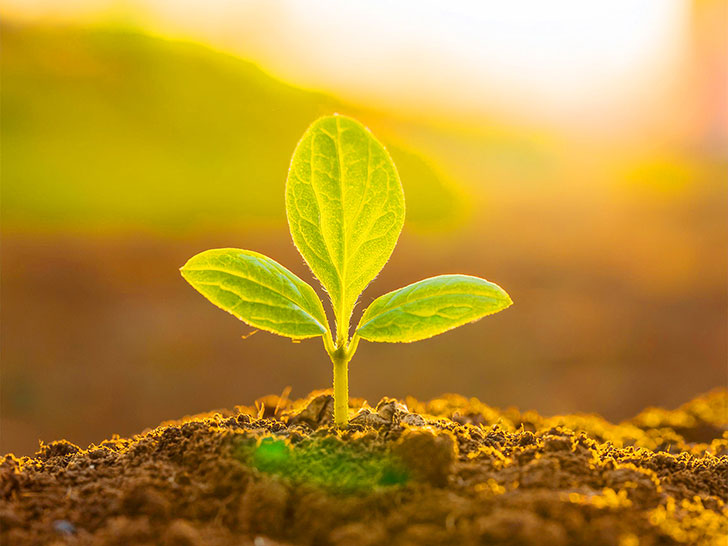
[355,275,512,343]
[180,248,329,339]
[286,115,405,327]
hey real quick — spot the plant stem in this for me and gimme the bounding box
[332,351,349,427]
[327,332,359,427]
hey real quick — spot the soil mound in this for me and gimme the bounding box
[2,390,726,545]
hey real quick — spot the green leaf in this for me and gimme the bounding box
[355,275,512,343]
[285,115,405,329]
[180,248,329,339]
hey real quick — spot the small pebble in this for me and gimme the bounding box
[53,519,76,535]
[402,414,426,427]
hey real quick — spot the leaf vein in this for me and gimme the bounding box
[183,267,325,328]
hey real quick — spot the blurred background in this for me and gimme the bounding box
[1,1,726,456]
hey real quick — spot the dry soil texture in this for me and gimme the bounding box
[1,390,727,545]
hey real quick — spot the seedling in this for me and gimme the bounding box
[181,115,512,426]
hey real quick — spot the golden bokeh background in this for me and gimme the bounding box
[1,1,726,455]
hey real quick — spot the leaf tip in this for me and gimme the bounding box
[179,262,194,281]
[502,288,514,308]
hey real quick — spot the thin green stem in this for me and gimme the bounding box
[323,330,336,354]
[326,330,360,427]
[347,334,360,358]
[332,350,349,426]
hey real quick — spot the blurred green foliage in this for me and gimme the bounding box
[2,24,463,232]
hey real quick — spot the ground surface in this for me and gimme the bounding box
[1,390,726,546]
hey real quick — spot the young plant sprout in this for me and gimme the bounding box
[181,115,512,426]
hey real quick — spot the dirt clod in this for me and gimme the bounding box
[393,430,455,487]
[162,519,202,546]
[1,389,726,545]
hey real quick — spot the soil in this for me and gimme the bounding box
[1,390,726,546]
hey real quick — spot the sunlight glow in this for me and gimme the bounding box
[2,0,687,125]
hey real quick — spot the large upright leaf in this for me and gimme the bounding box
[181,248,329,339]
[286,115,405,327]
[355,275,512,343]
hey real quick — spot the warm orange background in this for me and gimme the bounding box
[2,2,726,456]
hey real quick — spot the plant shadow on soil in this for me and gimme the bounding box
[1,390,727,546]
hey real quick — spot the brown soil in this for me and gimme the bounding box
[1,390,726,546]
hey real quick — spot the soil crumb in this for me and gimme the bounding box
[1,390,726,545]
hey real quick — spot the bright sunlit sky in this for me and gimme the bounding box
[4,0,689,127]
